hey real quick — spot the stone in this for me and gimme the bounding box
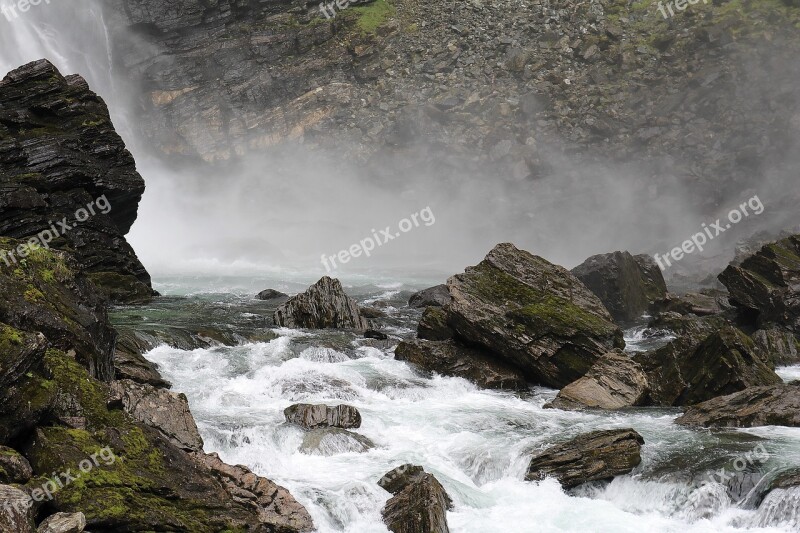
[273,277,369,330]
[37,512,86,533]
[752,328,800,367]
[284,403,362,429]
[409,285,452,308]
[378,464,426,495]
[0,446,33,484]
[256,289,288,301]
[381,469,452,533]
[0,485,34,533]
[676,383,800,428]
[417,307,454,341]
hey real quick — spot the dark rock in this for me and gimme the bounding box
[752,329,800,366]
[676,383,800,428]
[256,289,288,301]
[409,285,452,308]
[572,251,667,324]
[417,307,454,341]
[299,428,374,456]
[0,446,33,484]
[113,328,170,387]
[525,429,645,489]
[37,512,86,533]
[284,403,362,429]
[546,351,649,410]
[0,485,34,533]
[444,243,624,388]
[365,329,389,340]
[0,326,48,399]
[378,464,426,495]
[395,340,528,390]
[361,307,388,319]
[650,291,728,318]
[273,277,369,330]
[381,469,452,533]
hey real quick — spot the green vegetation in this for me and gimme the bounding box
[351,0,395,34]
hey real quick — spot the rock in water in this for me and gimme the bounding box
[378,464,427,495]
[256,289,288,301]
[676,383,800,428]
[444,243,624,388]
[572,251,667,324]
[284,403,362,429]
[37,512,86,533]
[379,466,452,533]
[409,285,452,308]
[525,429,645,489]
[719,235,800,334]
[546,351,649,410]
[395,340,528,390]
[273,277,369,330]
[299,428,374,456]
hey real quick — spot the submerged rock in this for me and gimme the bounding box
[572,251,667,324]
[37,512,86,533]
[409,285,452,308]
[273,277,369,330]
[0,446,33,484]
[299,428,374,456]
[284,403,362,429]
[395,339,528,390]
[256,289,288,301]
[444,243,624,388]
[676,383,800,428]
[379,466,452,533]
[525,429,645,489]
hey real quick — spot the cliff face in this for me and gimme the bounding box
[0,60,154,304]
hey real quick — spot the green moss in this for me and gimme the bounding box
[0,323,24,349]
[509,295,619,337]
[351,0,395,34]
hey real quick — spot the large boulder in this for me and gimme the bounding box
[395,339,528,390]
[525,429,645,489]
[0,485,35,533]
[284,403,362,429]
[545,351,649,410]
[379,466,452,533]
[0,446,33,484]
[0,60,153,304]
[572,251,668,324]
[408,285,452,308]
[273,277,369,330]
[634,325,782,406]
[444,243,624,388]
[719,235,800,334]
[676,383,800,428]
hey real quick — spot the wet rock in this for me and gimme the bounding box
[417,307,454,341]
[256,289,288,301]
[525,429,645,489]
[365,329,389,340]
[284,403,362,429]
[299,428,374,456]
[444,243,624,388]
[273,277,369,330]
[572,251,667,324]
[395,339,528,390]
[0,446,33,484]
[378,464,426,495]
[676,383,800,428]
[546,351,649,410]
[409,285,452,308]
[113,328,170,388]
[109,379,204,451]
[0,485,34,533]
[380,467,452,533]
[361,307,388,319]
[752,328,800,367]
[0,326,48,399]
[37,512,86,533]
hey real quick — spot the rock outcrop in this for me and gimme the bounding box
[676,383,800,428]
[0,60,153,304]
[409,285,452,308]
[572,251,667,324]
[284,403,362,429]
[395,339,528,390]
[274,277,369,330]
[525,429,644,489]
[444,243,624,388]
[379,465,452,533]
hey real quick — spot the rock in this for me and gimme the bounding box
[634,325,782,406]
[752,328,800,367]
[417,307,454,341]
[109,380,204,451]
[361,307,387,319]
[0,485,34,533]
[571,251,667,324]
[409,285,452,308]
[378,464,426,495]
[0,326,48,400]
[676,383,800,428]
[444,243,624,388]
[37,512,86,533]
[113,328,171,388]
[273,277,369,330]
[365,329,389,340]
[284,403,362,429]
[0,60,153,304]
[545,351,649,410]
[299,428,374,456]
[525,429,645,489]
[719,235,800,334]
[650,291,729,318]
[395,340,528,390]
[0,446,33,483]
[256,289,288,301]
[381,468,452,533]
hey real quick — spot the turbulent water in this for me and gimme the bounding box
[110,276,800,533]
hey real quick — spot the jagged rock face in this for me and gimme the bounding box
[719,235,800,334]
[572,251,667,324]
[0,60,153,304]
[525,429,644,489]
[274,277,369,330]
[380,468,452,533]
[444,243,624,388]
[284,403,362,429]
[395,339,528,390]
[676,383,800,428]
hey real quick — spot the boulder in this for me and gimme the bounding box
[37,512,86,533]
[676,383,800,428]
[545,352,649,410]
[380,467,452,533]
[417,307,454,341]
[378,464,426,495]
[444,243,624,388]
[0,485,34,533]
[299,428,374,456]
[409,285,452,308]
[284,403,362,429]
[273,277,369,330]
[109,379,204,451]
[525,429,645,489]
[634,325,781,406]
[395,340,528,390]
[572,251,667,324]
[256,289,288,301]
[0,446,33,484]
[719,235,800,334]
[113,328,170,388]
[752,329,800,367]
